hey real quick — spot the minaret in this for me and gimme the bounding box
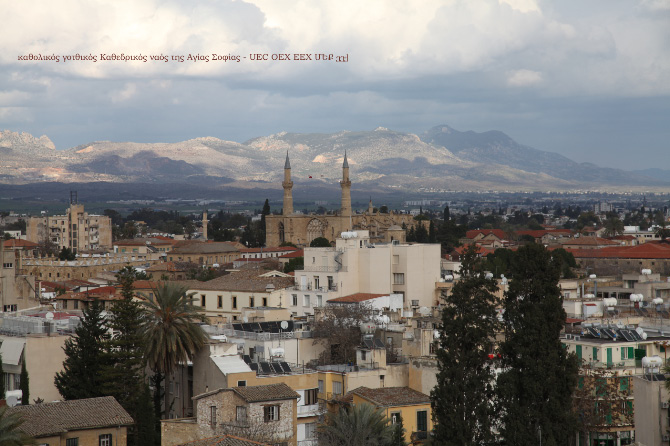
[202,210,209,240]
[283,151,294,215]
[340,151,352,218]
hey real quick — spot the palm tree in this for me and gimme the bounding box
[319,403,395,446]
[0,406,36,445]
[139,282,209,416]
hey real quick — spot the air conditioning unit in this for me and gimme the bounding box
[411,300,419,308]
[662,401,670,409]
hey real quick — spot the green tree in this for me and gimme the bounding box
[428,220,437,243]
[496,243,579,445]
[389,413,406,446]
[603,216,624,237]
[443,205,450,220]
[431,244,499,446]
[57,247,76,261]
[19,361,29,406]
[139,282,209,416]
[260,199,270,233]
[284,257,304,273]
[0,406,36,445]
[133,384,159,446]
[102,266,148,445]
[310,237,331,247]
[319,403,395,446]
[54,300,110,400]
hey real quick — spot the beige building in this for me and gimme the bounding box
[265,153,416,247]
[289,230,441,316]
[10,396,133,446]
[168,241,240,266]
[22,253,157,281]
[184,266,294,323]
[633,373,670,446]
[0,332,68,403]
[162,383,298,446]
[26,202,112,253]
[0,242,38,313]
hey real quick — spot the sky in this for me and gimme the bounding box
[1,0,669,170]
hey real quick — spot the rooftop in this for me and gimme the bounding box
[350,386,430,407]
[328,293,388,303]
[176,435,270,446]
[8,396,133,437]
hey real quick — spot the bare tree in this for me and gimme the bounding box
[312,303,373,364]
[572,363,634,444]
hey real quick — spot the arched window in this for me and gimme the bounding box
[307,219,325,244]
[278,222,285,244]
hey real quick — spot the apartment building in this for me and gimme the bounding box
[289,230,440,316]
[26,203,112,253]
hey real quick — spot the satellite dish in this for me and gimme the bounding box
[45,312,54,321]
[280,321,289,330]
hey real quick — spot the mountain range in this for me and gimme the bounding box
[0,126,666,195]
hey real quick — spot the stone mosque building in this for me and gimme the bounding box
[265,153,418,247]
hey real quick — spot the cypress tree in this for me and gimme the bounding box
[496,243,579,445]
[389,413,406,446]
[19,360,29,405]
[428,220,436,243]
[431,245,499,446]
[102,266,149,445]
[54,299,109,400]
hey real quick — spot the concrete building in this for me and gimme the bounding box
[168,241,240,266]
[633,373,670,446]
[26,202,112,253]
[289,230,441,316]
[0,241,38,313]
[22,252,156,281]
[265,153,416,247]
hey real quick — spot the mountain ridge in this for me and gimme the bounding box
[0,126,664,192]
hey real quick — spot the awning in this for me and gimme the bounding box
[0,338,26,365]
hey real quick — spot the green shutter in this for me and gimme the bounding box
[626,400,633,414]
[576,345,582,360]
[621,347,625,361]
[620,377,629,392]
[578,377,584,389]
[628,347,634,359]
[607,348,613,366]
[593,347,598,361]
[606,413,612,425]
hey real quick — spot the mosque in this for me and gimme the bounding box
[264,152,418,247]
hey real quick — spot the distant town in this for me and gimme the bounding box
[1,155,670,446]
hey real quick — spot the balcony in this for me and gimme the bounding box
[297,403,322,417]
[302,265,346,273]
[297,440,318,446]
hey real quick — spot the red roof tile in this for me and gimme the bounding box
[328,293,388,303]
[2,239,39,248]
[568,242,670,259]
[279,249,304,259]
[465,229,508,240]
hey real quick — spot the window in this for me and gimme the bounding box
[332,381,343,395]
[361,350,367,361]
[73,300,79,310]
[292,294,298,306]
[393,255,399,265]
[622,346,634,360]
[236,406,247,422]
[232,296,237,309]
[391,412,401,424]
[237,380,247,387]
[249,296,255,307]
[66,439,79,446]
[416,410,428,432]
[304,388,318,405]
[318,380,324,393]
[99,434,112,446]
[327,276,334,289]
[314,276,320,289]
[218,295,223,308]
[263,297,268,306]
[264,405,280,422]
[304,295,310,307]
[304,422,317,439]
[317,295,323,307]
[393,273,404,285]
[201,294,206,307]
[210,406,217,426]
